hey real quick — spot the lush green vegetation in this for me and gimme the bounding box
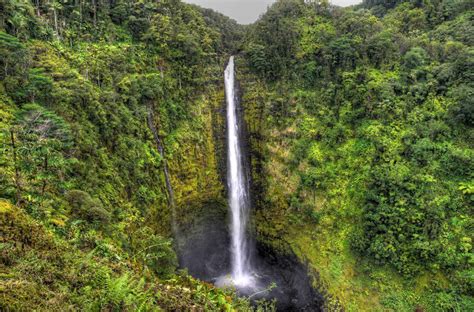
[0,200,261,310]
[0,0,256,310]
[239,0,473,310]
[1,0,472,311]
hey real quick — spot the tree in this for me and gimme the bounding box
[13,104,72,202]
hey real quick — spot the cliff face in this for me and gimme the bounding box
[169,86,227,231]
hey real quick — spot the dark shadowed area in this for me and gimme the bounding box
[177,208,324,311]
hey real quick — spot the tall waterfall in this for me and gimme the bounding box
[225,56,253,286]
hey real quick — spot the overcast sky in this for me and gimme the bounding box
[184,0,362,24]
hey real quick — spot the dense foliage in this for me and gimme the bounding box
[1,200,261,310]
[1,0,472,311]
[0,0,257,310]
[240,0,473,310]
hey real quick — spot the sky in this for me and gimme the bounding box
[183,0,363,24]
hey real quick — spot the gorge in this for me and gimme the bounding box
[1,0,472,311]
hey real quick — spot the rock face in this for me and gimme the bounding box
[178,198,230,280]
[254,242,325,311]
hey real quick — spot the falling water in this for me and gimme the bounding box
[184,57,323,310]
[224,56,253,287]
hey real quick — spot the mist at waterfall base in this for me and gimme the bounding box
[178,57,323,311]
[178,210,323,311]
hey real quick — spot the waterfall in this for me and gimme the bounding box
[224,56,253,286]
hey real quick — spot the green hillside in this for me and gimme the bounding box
[0,0,252,310]
[239,0,473,310]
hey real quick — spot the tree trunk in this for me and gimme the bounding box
[80,0,83,26]
[41,154,48,196]
[53,8,58,36]
[36,0,41,16]
[92,0,97,27]
[10,130,22,204]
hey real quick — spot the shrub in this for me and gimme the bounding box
[65,190,111,225]
[130,226,178,278]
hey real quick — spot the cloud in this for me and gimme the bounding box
[184,0,362,24]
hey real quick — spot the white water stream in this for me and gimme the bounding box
[223,56,254,287]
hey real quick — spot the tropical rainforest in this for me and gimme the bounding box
[0,0,472,311]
